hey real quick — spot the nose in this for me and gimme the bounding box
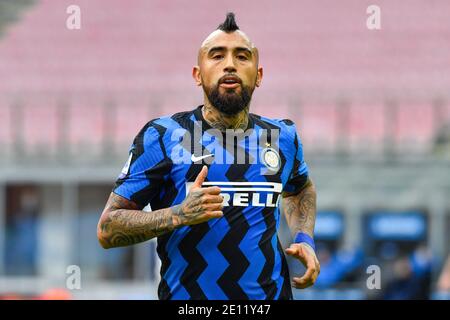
[223,54,237,73]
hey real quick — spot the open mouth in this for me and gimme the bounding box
[219,76,241,89]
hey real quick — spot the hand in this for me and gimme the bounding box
[285,242,320,289]
[176,165,224,226]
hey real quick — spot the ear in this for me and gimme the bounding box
[192,66,202,86]
[255,66,263,87]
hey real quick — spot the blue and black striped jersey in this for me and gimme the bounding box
[113,105,309,300]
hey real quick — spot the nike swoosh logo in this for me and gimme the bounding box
[191,154,214,162]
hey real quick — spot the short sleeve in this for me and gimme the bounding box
[113,123,171,207]
[283,122,309,194]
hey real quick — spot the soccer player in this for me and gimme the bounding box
[97,12,320,300]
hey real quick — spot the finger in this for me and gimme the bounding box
[292,262,317,289]
[192,165,208,188]
[299,243,315,257]
[193,211,223,224]
[285,246,299,257]
[202,186,221,195]
[296,244,315,262]
[206,211,223,219]
[292,276,314,289]
[295,262,317,286]
[310,264,320,285]
[202,203,224,211]
[202,194,224,204]
[313,260,321,281]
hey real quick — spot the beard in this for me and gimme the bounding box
[203,80,253,116]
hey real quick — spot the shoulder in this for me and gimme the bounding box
[131,109,195,153]
[137,109,195,139]
[250,113,299,141]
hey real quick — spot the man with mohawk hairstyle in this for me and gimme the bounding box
[98,12,319,300]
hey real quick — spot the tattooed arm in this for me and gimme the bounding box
[281,177,320,289]
[97,166,223,249]
[97,193,179,249]
[281,177,317,238]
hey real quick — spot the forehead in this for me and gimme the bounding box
[201,30,254,52]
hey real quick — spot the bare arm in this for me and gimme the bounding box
[97,193,181,249]
[281,177,317,238]
[97,166,223,249]
[281,177,320,289]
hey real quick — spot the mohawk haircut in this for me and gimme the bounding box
[217,12,240,32]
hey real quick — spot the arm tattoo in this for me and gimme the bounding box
[281,178,317,238]
[98,187,222,248]
[98,193,183,248]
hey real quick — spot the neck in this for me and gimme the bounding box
[202,102,249,132]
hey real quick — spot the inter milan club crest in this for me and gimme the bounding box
[261,147,281,171]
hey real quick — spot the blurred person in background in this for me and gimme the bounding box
[5,188,39,276]
[381,244,433,300]
[433,122,450,156]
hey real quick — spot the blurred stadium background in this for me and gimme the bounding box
[0,0,449,300]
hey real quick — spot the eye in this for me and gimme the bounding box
[237,55,248,61]
[212,54,223,60]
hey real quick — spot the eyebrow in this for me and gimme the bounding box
[208,46,253,56]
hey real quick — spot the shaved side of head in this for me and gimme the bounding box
[193,12,263,117]
[197,13,259,65]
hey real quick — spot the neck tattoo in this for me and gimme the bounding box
[201,104,249,132]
